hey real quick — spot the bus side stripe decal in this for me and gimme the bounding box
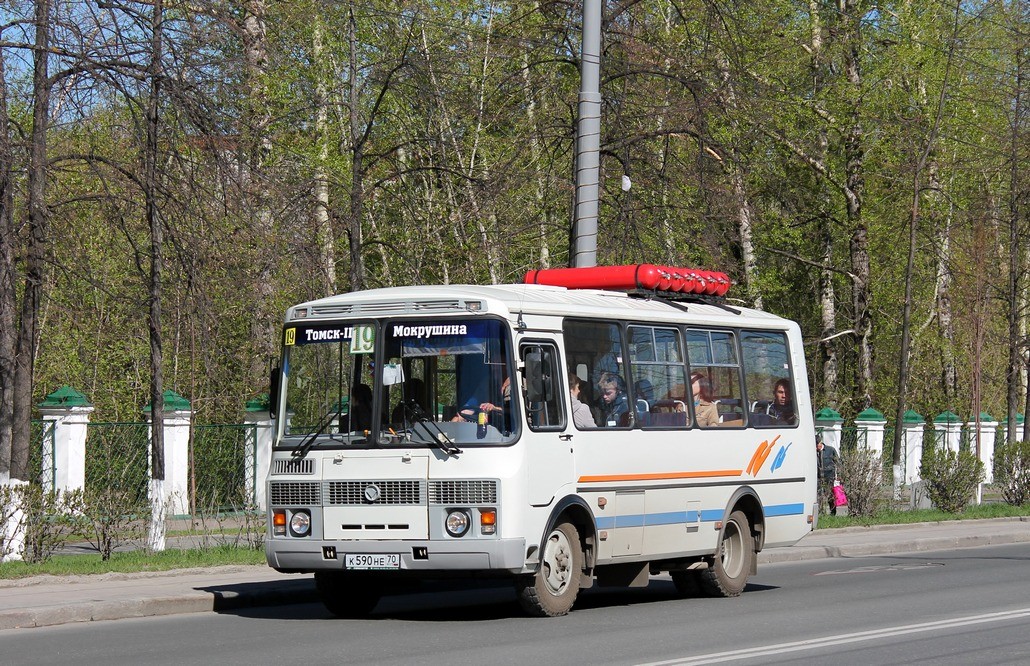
[578,470,743,483]
[595,503,805,529]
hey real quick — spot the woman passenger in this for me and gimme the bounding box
[690,372,719,428]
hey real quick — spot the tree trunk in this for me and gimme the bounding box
[347,8,364,293]
[313,18,335,295]
[809,0,838,404]
[1006,30,1024,443]
[242,0,276,385]
[841,0,871,410]
[11,0,53,482]
[146,0,165,482]
[0,40,15,480]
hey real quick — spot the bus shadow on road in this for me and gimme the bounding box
[213,578,779,623]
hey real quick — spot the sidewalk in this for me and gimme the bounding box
[2,517,1028,631]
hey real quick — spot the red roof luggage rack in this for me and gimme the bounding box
[524,264,730,298]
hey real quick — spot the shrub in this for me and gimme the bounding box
[992,440,1030,506]
[0,484,22,561]
[20,486,85,564]
[920,446,985,513]
[836,448,882,517]
[80,486,150,561]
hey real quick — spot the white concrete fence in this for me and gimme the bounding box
[2,386,275,561]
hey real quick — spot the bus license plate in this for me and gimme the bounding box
[345,553,400,570]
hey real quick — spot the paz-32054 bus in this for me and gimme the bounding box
[265,265,817,617]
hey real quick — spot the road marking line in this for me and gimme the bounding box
[636,608,1030,665]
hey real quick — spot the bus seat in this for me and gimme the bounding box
[751,399,772,415]
[647,411,687,427]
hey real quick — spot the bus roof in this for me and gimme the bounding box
[288,284,794,331]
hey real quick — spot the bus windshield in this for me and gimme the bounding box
[281,317,517,447]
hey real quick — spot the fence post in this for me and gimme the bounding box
[854,407,887,461]
[1,478,28,562]
[902,410,925,485]
[968,412,998,484]
[36,385,93,493]
[934,411,962,454]
[814,407,844,452]
[145,390,193,517]
[244,395,274,511]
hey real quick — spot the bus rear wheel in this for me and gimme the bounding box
[315,571,381,618]
[516,520,583,617]
[698,510,753,597]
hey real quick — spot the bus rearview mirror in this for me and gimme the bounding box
[525,351,544,402]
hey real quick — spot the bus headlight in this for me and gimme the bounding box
[445,510,471,537]
[289,510,311,537]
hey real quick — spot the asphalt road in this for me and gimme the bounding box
[4,542,1030,665]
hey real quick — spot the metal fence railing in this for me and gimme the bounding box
[29,419,56,489]
[84,422,150,504]
[190,424,258,511]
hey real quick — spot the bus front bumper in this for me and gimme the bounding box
[267,537,528,574]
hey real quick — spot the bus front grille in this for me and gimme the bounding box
[269,481,321,506]
[324,480,425,505]
[429,480,498,505]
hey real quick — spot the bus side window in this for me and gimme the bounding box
[520,342,565,431]
[685,328,746,428]
[740,331,797,428]
[628,325,687,429]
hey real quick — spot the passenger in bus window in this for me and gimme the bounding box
[345,383,373,432]
[478,376,511,416]
[568,373,595,429]
[597,372,629,427]
[767,378,797,425]
[690,372,719,428]
[391,377,425,424]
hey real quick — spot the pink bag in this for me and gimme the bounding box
[832,483,849,507]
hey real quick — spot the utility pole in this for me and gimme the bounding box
[571,0,601,268]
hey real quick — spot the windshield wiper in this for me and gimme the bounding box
[292,404,348,459]
[402,400,462,456]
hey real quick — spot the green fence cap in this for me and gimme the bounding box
[855,407,886,421]
[934,410,961,423]
[902,409,924,424]
[1019,413,1025,424]
[38,385,92,408]
[245,394,270,412]
[977,411,994,422]
[143,389,191,412]
[814,407,844,422]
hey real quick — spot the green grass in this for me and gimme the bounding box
[0,545,266,580]
[818,502,1030,529]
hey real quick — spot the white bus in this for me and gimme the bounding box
[265,265,817,617]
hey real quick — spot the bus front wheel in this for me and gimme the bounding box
[698,510,753,597]
[516,520,583,617]
[315,571,381,618]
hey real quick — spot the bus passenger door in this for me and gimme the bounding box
[521,340,574,507]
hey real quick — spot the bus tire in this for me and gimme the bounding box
[516,520,583,617]
[698,510,753,597]
[315,571,381,618]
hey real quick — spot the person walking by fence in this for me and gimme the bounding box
[816,433,839,516]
